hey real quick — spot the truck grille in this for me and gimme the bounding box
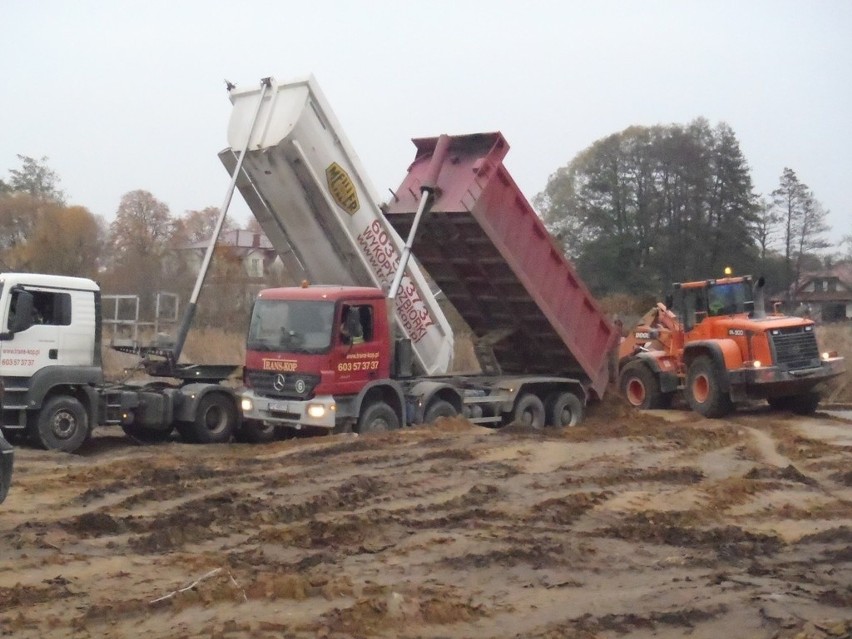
[770,326,820,370]
[246,371,320,400]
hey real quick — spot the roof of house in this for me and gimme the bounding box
[182,229,274,251]
[770,263,852,303]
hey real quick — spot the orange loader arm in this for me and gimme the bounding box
[617,303,681,362]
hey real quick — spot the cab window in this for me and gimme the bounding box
[339,305,374,345]
[8,290,72,329]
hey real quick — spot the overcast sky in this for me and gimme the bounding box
[2,1,850,247]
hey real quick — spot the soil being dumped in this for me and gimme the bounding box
[1,403,850,638]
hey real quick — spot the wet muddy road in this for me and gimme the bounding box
[1,404,850,638]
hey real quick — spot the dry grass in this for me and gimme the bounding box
[101,328,245,380]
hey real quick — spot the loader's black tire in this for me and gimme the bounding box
[30,396,90,453]
[121,423,174,444]
[423,399,457,424]
[686,356,733,418]
[511,393,546,429]
[238,419,277,444]
[357,402,399,434]
[769,392,820,416]
[619,362,668,409]
[176,393,237,444]
[545,391,584,427]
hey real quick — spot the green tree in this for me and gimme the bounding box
[536,119,759,296]
[7,155,66,203]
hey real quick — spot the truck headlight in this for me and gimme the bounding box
[752,360,762,368]
[241,398,253,412]
[307,403,326,418]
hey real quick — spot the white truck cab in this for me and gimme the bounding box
[0,273,105,451]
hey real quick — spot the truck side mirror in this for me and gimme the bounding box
[5,290,35,336]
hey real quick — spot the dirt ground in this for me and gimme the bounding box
[1,402,850,639]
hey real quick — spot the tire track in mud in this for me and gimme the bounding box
[1,412,850,638]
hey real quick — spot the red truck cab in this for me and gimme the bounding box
[240,284,400,437]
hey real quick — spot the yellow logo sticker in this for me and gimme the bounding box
[262,358,297,372]
[326,162,359,215]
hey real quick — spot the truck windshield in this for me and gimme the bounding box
[707,281,753,317]
[247,300,335,353]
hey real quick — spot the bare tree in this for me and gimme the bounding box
[751,196,781,261]
[177,206,237,244]
[770,168,829,297]
[103,190,173,313]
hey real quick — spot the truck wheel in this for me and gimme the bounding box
[31,396,90,452]
[238,419,277,444]
[424,399,457,424]
[686,356,733,418]
[512,393,546,428]
[770,392,820,416]
[0,433,12,503]
[619,363,667,409]
[177,393,237,444]
[122,423,174,444]
[546,391,584,427]
[357,402,399,434]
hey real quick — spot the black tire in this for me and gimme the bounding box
[511,393,546,428]
[545,391,584,427]
[0,433,12,504]
[767,396,792,411]
[238,419,277,444]
[686,356,733,418]
[176,393,237,444]
[357,402,400,434]
[121,423,174,444]
[30,396,90,452]
[769,392,820,416]
[423,399,457,424]
[619,362,669,409]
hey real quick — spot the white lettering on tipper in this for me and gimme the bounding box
[356,220,435,343]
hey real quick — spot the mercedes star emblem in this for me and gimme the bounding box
[273,374,286,392]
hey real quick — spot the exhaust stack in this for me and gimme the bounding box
[753,276,767,319]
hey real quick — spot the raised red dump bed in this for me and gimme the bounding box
[384,132,616,399]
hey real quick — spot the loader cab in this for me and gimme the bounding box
[672,277,754,332]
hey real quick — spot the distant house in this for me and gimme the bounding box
[771,264,852,321]
[180,229,291,294]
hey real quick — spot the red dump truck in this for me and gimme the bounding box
[223,77,617,438]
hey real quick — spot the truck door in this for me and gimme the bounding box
[331,303,384,394]
[1,288,64,376]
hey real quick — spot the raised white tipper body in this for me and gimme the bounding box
[221,76,454,376]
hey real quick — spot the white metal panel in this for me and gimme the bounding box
[223,76,454,375]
